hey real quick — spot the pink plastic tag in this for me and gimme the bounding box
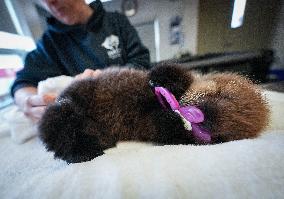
[154,87,180,110]
[153,86,211,143]
[179,106,204,123]
[191,124,211,143]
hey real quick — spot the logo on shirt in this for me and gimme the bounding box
[101,35,121,59]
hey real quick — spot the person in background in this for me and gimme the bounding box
[11,0,150,122]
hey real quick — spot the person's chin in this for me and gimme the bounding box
[59,17,78,26]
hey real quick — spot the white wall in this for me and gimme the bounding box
[270,0,284,68]
[104,0,199,61]
[183,0,199,56]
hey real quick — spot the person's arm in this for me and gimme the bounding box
[11,31,69,96]
[118,13,150,69]
[11,33,66,121]
[13,67,102,122]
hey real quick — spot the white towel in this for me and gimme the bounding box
[37,75,74,96]
[0,81,284,198]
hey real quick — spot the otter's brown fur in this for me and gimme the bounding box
[39,64,269,163]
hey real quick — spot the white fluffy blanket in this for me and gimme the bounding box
[0,76,284,199]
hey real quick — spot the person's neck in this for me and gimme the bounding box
[78,5,94,24]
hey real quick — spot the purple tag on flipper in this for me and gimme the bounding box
[153,85,211,143]
[179,106,204,123]
[191,123,211,143]
[154,87,180,110]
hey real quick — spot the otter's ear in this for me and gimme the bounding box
[149,63,193,99]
